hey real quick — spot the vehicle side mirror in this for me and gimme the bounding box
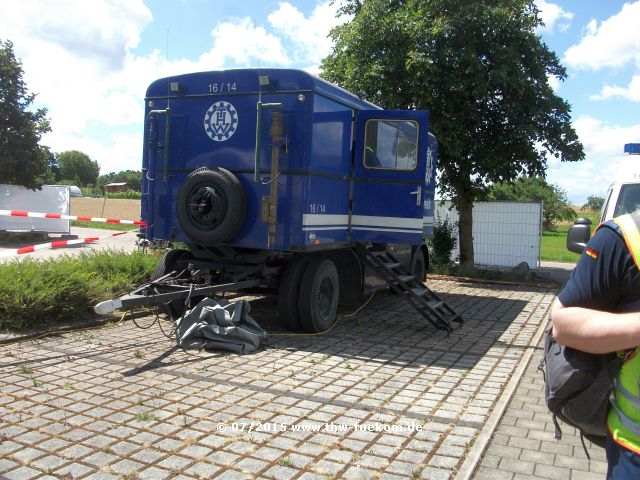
[567,217,592,254]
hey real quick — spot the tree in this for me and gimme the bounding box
[56,150,100,187]
[321,0,584,266]
[583,195,605,212]
[0,39,51,189]
[488,176,575,230]
[96,170,142,192]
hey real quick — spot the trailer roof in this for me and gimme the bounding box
[146,68,381,112]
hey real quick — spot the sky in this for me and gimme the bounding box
[2,0,640,205]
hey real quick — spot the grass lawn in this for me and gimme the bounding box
[541,228,581,262]
[540,211,600,263]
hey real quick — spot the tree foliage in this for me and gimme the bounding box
[583,195,604,211]
[96,170,142,192]
[488,176,575,231]
[56,150,100,187]
[321,0,584,265]
[0,40,51,189]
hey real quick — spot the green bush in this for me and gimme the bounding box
[0,250,159,330]
[429,214,458,267]
[106,191,141,199]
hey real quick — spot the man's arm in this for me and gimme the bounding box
[551,223,640,353]
[552,299,640,353]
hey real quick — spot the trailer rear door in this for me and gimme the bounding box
[351,110,429,244]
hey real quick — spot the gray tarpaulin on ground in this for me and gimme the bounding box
[176,298,267,354]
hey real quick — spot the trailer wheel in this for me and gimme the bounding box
[411,249,426,284]
[153,249,192,320]
[278,255,311,330]
[176,167,246,245]
[299,258,340,333]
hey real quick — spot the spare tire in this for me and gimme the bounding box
[176,167,246,245]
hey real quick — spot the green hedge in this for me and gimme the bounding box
[0,250,159,330]
[106,191,141,199]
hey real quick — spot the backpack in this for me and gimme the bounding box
[540,326,626,451]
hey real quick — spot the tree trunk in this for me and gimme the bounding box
[458,198,474,267]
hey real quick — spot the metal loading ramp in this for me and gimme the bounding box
[364,249,463,331]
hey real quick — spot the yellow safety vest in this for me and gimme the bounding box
[606,213,640,454]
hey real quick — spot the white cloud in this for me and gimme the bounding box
[534,0,573,34]
[268,1,349,67]
[0,1,343,175]
[547,115,640,203]
[199,17,291,67]
[42,130,143,176]
[564,1,640,70]
[591,74,640,102]
[547,74,561,92]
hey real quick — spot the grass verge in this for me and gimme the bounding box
[0,250,159,330]
[541,228,580,262]
[71,220,141,231]
[540,211,599,263]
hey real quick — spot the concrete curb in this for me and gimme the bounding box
[454,304,552,480]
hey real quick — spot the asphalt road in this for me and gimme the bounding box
[0,226,140,263]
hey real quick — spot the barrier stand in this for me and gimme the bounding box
[0,209,145,257]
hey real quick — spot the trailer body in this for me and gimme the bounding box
[97,69,458,332]
[142,69,436,252]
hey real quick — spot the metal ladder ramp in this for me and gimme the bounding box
[364,249,463,332]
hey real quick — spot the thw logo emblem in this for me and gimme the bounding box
[204,101,239,142]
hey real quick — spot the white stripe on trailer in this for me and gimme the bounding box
[303,213,423,231]
[301,226,349,231]
[302,214,349,226]
[351,226,423,234]
[351,215,423,230]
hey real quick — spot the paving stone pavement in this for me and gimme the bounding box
[472,319,609,480]
[0,279,556,479]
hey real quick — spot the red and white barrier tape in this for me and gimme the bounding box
[0,231,133,258]
[0,209,146,226]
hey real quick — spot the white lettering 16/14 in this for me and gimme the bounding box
[208,82,237,93]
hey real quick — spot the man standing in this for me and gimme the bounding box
[552,212,640,478]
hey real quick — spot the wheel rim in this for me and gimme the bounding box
[187,185,227,228]
[317,276,336,320]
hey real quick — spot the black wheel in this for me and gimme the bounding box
[411,249,426,284]
[298,258,340,333]
[153,249,192,320]
[176,167,246,245]
[278,255,311,330]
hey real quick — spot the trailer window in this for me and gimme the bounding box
[364,120,418,170]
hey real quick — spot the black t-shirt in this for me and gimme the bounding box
[558,223,640,313]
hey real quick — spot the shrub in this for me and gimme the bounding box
[429,214,457,267]
[0,250,158,330]
[106,191,141,199]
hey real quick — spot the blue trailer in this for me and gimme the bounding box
[96,69,460,332]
